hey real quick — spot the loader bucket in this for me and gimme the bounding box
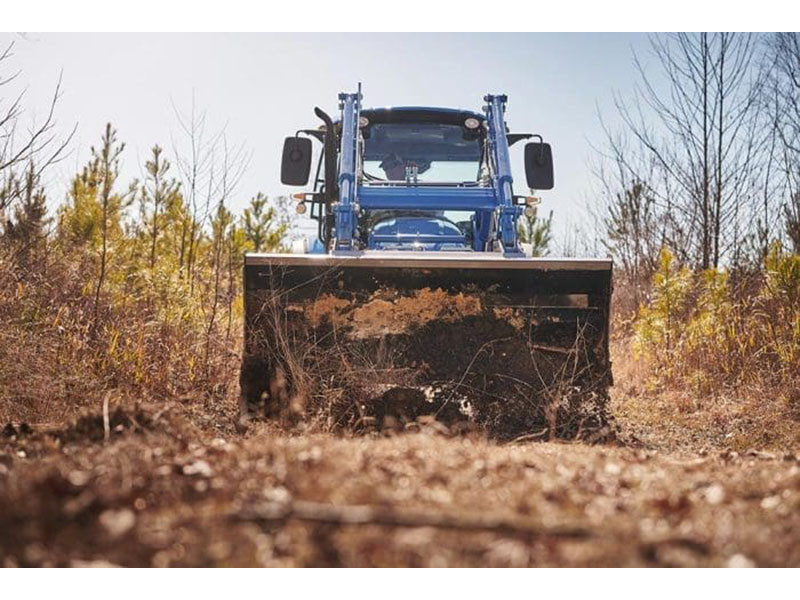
[241,252,613,440]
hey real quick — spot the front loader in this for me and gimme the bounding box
[241,87,613,439]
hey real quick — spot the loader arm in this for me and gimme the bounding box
[329,91,523,255]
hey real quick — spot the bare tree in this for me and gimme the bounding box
[0,41,74,213]
[768,33,800,252]
[203,135,250,374]
[171,95,248,283]
[771,33,800,157]
[171,94,216,286]
[605,182,661,282]
[601,33,767,269]
[91,124,130,326]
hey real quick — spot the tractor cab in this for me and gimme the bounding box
[281,94,554,254]
[358,107,485,186]
[357,108,483,251]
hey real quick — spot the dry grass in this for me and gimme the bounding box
[0,249,239,427]
[609,323,800,453]
[603,247,800,453]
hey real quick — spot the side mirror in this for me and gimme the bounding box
[281,137,312,186]
[524,142,554,190]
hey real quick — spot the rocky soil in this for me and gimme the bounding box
[1,402,798,567]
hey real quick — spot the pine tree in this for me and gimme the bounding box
[139,145,181,270]
[56,124,133,323]
[3,163,49,266]
[517,206,552,257]
[94,125,128,322]
[634,248,693,362]
[241,193,289,252]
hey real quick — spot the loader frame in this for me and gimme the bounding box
[327,89,524,254]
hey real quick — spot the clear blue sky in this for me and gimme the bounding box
[3,32,652,244]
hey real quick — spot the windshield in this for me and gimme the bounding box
[369,216,469,251]
[362,122,482,183]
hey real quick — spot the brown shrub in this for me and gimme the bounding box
[610,246,800,450]
[0,246,239,425]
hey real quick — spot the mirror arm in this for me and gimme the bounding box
[507,133,533,147]
[296,129,325,143]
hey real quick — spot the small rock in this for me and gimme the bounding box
[298,446,322,462]
[3,556,19,568]
[67,470,91,487]
[24,543,47,564]
[98,508,136,538]
[726,553,755,568]
[704,483,725,505]
[605,462,622,475]
[263,486,291,503]
[154,465,173,476]
[63,491,96,516]
[760,495,780,510]
[182,460,213,478]
[70,559,121,568]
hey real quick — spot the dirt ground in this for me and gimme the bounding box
[1,395,798,567]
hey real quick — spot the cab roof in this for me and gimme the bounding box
[339,106,485,125]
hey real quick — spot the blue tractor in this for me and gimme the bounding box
[241,88,613,439]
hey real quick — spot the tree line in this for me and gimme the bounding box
[597,32,800,293]
[0,40,291,417]
[1,40,290,308]
[595,33,799,405]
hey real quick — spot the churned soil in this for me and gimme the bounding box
[248,285,613,441]
[304,288,482,338]
[1,401,798,567]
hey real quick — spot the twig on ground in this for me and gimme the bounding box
[509,428,549,444]
[102,391,111,443]
[233,500,592,539]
